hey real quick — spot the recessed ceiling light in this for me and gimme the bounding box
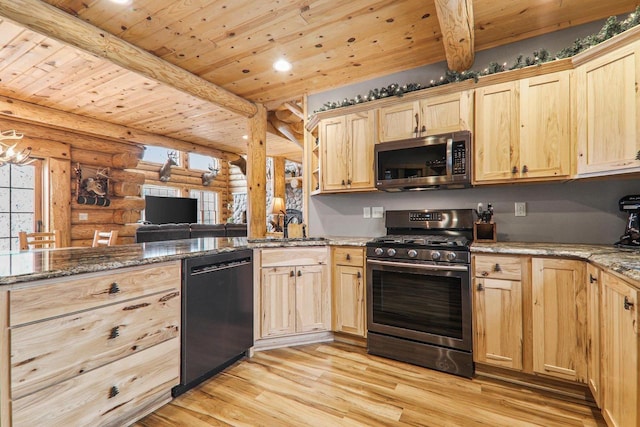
[273,59,292,72]
[110,0,131,4]
[242,135,248,140]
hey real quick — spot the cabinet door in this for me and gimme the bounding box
[346,111,375,190]
[333,265,365,337]
[378,101,420,142]
[474,82,519,182]
[320,116,348,191]
[602,272,639,427]
[295,265,328,333]
[531,258,587,382]
[420,90,472,135]
[576,42,640,175]
[261,267,296,337]
[519,72,572,179]
[474,278,523,370]
[586,264,602,407]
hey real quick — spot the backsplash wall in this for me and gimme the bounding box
[308,178,638,244]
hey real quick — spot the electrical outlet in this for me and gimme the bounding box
[515,202,527,217]
[363,207,371,218]
[78,213,89,221]
[372,206,384,218]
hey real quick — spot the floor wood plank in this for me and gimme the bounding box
[134,342,606,427]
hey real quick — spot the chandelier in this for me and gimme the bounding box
[0,130,34,166]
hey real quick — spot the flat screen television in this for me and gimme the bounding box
[144,195,198,224]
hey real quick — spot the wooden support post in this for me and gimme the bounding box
[273,157,286,202]
[49,158,71,247]
[434,0,475,72]
[247,104,267,239]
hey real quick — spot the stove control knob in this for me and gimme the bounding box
[407,249,418,258]
[387,248,397,257]
[431,251,441,261]
[446,252,457,261]
[374,247,384,256]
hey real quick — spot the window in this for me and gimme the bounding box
[190,189,218,224]
[0,161,43,252]
[142,145,181,166]
[188,152,219,171]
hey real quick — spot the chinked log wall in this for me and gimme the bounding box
[0,117,147,246]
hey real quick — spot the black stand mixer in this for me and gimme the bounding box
[615,195,640,248]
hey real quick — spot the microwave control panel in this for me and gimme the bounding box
[452,140,467,175]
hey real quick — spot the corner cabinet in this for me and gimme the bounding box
[331,246,366,338]
[474,72,572,184]
[258,248,330,339]
[472,255,525,371]
[576,41,640,176]
[531,258,587,383]
[1,262,181,427]
[601,271,639,427]
[319,111,375,193]
[377,90,473,142]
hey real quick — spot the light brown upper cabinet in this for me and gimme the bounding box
[576,41,640,176]
[319,111,375,193]
[378,91,473,142]
[474,72,572,184]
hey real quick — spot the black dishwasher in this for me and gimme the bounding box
[172,249,253,396]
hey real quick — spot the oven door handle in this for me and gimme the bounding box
[367,259,468,272]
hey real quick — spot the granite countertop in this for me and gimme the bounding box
[472,242,640,283]
[0,236,371,285]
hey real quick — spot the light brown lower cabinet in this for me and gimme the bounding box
[531,258,587,383]
[601,271,639,427]
[1,262,181,427]
[586,263,602,407]
[259,248,329,339]
[332,247,366,337]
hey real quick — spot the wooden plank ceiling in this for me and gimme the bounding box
[0,0,638,163]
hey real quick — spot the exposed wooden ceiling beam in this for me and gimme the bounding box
[0,0,258,118]
[0,95,238,160]
[434,0,475,72]
[281,102,305,121]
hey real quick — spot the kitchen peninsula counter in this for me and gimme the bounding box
[0,236,370,286]
[472,242,640,283]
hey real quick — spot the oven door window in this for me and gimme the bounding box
[371,268,463,339]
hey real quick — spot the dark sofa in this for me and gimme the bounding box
[135,223,247,243]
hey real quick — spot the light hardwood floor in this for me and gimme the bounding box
[134,342,606,426]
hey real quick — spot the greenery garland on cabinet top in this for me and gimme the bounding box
[313,7,640,114]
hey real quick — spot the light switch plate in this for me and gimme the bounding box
[515,202,527,217]
[78,213,89,221]
[363,207,371,218]
[372,206,384,218]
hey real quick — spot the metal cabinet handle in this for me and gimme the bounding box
[108,386,119,398]
[108,283,120,294]
[357,271,362,279]
[477,283,484,291]
[290,270,295,277]
[512,166,518,174]
[589,274,597,284]
[108,326,120,340]
[347,179,352,185]
[346,254,351,261]
[624,296,634,310]
[297,270,302,277]
[493,263,502,272]
[414,113,420,136]
[421,125,426,133]
[522,165,529,173]
[481,271,489,277]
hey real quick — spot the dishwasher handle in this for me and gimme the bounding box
[190,258,252,276]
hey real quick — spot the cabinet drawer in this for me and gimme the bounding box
[10,261,181,326]
[12,338,179,427]
[333,247,364,267]
[261,248,327,267]
[11,289,180,399]
[473,255,522,280]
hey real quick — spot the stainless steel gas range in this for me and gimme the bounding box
[366,209,474,378]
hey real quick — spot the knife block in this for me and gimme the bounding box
[474,221,497,243]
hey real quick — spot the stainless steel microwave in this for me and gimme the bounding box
[375,130,472,192]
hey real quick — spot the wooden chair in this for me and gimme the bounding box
[92,230,118,247]
[18,230,61,250]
